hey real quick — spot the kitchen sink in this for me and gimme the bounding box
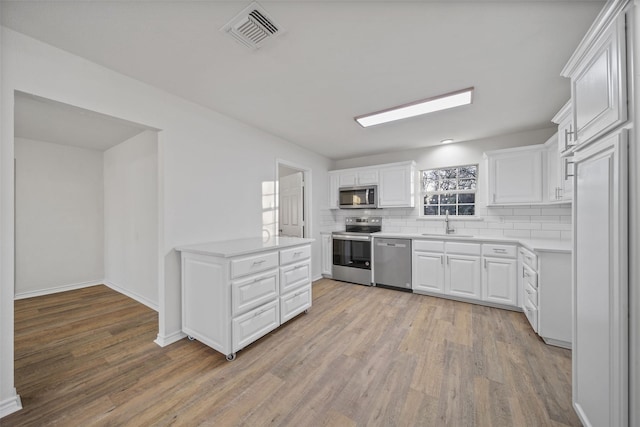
[421,233,474,238]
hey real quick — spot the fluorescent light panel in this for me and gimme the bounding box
[355,87,474,128]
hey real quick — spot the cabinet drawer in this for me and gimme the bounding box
[232,300,280,352]
[520,248,538,270]
[231,251,279,279]
[280,260,311,294]
[413,240,444,252]
[523,300,538,333]
[445,242,481,256]
[231,269,278,316]
[482,244,517,258]
[280,245,311,266]
[280,285,311,324]
[523,264,538,289]
[524,280,538,308]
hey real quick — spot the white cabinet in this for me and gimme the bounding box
[338,169,378,187]
[328,161,416,209]
[320,233,332,277]
[378,163,415,208]
[485,145,544,205]
[518,245,571,348]
[564,13,627,148]
[446,254,482,299]
[573,130,628,427]
[412,240,445,294]
[413,240,518,309]
[328,171,340,209]
[482,244,518,307]
[179,242,312,361]
[545,134,572,203]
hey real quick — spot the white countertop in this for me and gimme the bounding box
[176,236,315,258]
[367,232,572,253]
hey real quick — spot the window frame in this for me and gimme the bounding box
[419,164,479,218]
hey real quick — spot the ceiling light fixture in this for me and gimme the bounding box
[440,138,454,144]
[354,87,474,128]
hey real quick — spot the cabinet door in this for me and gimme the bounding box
[482,257,517,306]
[378,164,415,208]
[445,254,481,299]
[412,251,445,293]
[488,148,543,205]
[546,137,562,202]
[339,171,357,187]
[357,169,378,185]
[321,234,332,276]
[573,130,627,427]
[328,171,340,209]
[559,156,574,202]
[572,14,626,147]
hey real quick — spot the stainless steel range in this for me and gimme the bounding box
[332,216,381,286]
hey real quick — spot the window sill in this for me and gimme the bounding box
[416,216,484,221]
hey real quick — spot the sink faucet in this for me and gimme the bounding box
[445,210,455,235]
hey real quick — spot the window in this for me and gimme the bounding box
[421,164,477,216]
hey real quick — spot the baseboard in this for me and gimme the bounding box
[0,389,22,418]
[312,274,323,282]
[542,337,572,349]
[103,280,158,312]
[154,330,186,347]
[14,280,103,300]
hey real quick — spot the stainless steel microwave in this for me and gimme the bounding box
[339,185,378,209]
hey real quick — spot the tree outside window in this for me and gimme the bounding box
[421,164,477,216]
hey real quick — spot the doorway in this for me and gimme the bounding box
[276,160,311,238]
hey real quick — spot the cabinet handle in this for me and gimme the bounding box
[446,256,449,266]
[484,259,487,269]
[493,248,507,253]
[564,158,575,180]
[293,251,303,256]
[252,260,266,265]
[526,289,533,295]
[440,255,444,265]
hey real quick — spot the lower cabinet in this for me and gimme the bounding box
[413,240,517,309]
[179,243,312,361]
[320,232,332,277]
[412,250,445,293]
[446,252,482,299]
[519,246,571,348]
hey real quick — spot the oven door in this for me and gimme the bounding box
[332,234,372,286]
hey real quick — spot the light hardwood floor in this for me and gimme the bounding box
[4,279,579,426]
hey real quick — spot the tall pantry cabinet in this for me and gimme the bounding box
[560,1,634,425]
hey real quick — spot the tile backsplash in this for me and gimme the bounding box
[320,204,572,240]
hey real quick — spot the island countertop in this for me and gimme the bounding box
[176,236,315,258]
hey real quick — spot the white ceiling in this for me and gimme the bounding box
[14,92,150,151]
[2,1,605,160]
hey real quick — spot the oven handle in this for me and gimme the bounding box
[332,234,371,241]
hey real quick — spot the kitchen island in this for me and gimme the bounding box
[177,236,314,360]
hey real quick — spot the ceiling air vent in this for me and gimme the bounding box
[221,2,283,50]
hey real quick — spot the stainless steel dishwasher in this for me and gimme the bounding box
[373,238,412,291]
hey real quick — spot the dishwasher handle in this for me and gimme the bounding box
[376,242,407,248]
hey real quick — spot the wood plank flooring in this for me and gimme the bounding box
[3,279,580,426]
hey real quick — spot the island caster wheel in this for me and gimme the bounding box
[226,353,237,361]
[304,308,310,314]
[187,336,195,341]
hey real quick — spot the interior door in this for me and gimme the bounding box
[279,172,303,237]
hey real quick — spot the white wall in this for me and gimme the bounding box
[104,130,158,310]
[324,128,572,240]
[14,138,104,298]
[0,27,332,412]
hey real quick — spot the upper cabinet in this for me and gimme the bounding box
[378,163,415,208]
[562,12,627,148]
[338,169,378,187]
[485,145,544,205]
[328,161,416,209]
[545,133,572,203]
